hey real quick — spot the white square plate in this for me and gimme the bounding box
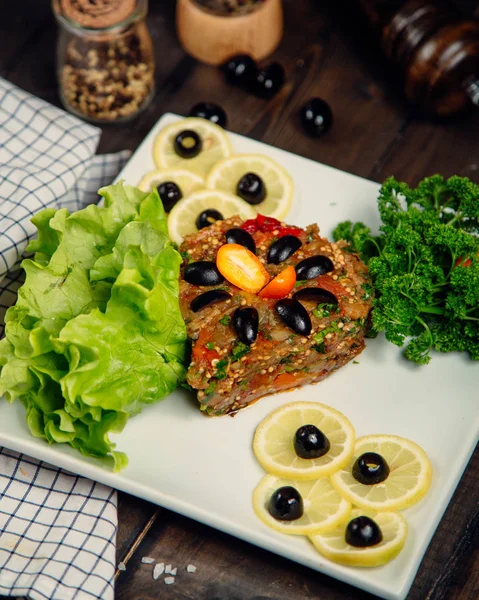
[1,113,478,600]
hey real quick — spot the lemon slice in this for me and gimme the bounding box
[331,434,433,512]
[253,402,356,481]
[206,154,294,220]
[310,508,408,567]
[153,118,232,176]
[167,189,257,246]
[138,168,204,198]
[253,474,351,535]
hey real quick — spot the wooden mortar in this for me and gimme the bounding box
[176,0,283,65]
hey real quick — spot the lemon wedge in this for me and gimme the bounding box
[330,434,433,512]
[138,168,204,198]
[310,508,408,567]
[153,118,232,176]
[253,402,356,481]
[206,154,294,220]
[253,474,351,535]
[167,189,256,246]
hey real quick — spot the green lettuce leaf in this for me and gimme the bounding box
[0,183,188,470]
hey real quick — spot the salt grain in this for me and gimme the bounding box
[186,564,197,573]
[141,557,155,564]
[153,563,165,580]
[164,577,175,585]
[118,562,126,571]
[170,567,177,576]
[165,564,172,574]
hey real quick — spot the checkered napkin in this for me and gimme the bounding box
[0,77,131,599]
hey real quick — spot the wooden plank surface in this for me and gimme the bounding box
[1,1,478,599]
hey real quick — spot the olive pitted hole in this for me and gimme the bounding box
[268,486,304,521]
[196,209,224,230]
[267,235,302,265]
[236,173,266,205]
[352,452,390,485]
[293,287,338,305]
[295,255,334,280]
[233,307,259,345]
[275,298,312,336]
[184,261,224,286]
[225,228,256,254]
[345,516,383,547]
[157,181,182,212]
[174,129,202,159]
[294,425,330,459]
[190,290,231,313]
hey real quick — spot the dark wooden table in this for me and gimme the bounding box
[1,1,478,599]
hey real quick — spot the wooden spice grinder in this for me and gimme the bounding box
[176,0,283,65]
[355,0,479,116]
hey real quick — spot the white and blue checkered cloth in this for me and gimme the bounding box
[0,77,131,600]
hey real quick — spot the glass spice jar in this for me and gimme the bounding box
[52,0,155,123]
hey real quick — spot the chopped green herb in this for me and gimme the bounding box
[204,380,217,397]
[206,342,215,350]
[294,280,308,288]
[219,315,231,326]
[353,360,359,364]
[312,303,338,319]
[231,341,251,361]
[180,250,192,263]
[314,341,325,353]
[214,358,229,380]
[361,283,373,301]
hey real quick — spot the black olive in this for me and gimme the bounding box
[157,181,182,212]
[189,102,227,128]
[196,209,224,230]
[184,261,224,286]
[295,255,334,280]
[250,62,285,99]
[293,287,338,305]
[300,98,333,138]
[236,173,266,205]
[174,129,202,159]
[275,298,312,336]
[267,235,302,264]
[190,290,232,313]
[345,516,383,547]
[233,307,259,345]
[222,54,258,87]
[268,486,304,521]
[352,452,390,485]
[294,424,330,459]
[225,228,256,253]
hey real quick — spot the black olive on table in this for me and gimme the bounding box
[184,261,224,286]
[196,209,224,230]
[352,452,390,485]
[345,516,383,547]
[268,486,304,521]
[233,307,259,345]
[225,227,256,253]
[294,424,330,459]
[222,54,258,87]
[174,129,202,159]
[189,102,228,128]
[267,235,302,264]
[250,62,285,99]
[300,98,333,137]
[157,181,182,212]
[236,173,266,205]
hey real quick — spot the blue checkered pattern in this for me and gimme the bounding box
[0,77,131,599]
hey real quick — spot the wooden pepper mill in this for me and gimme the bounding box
[355,0,479,116]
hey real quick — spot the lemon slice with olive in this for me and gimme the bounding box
[310,508,408,567]
[330,434,433,512]
[153,118,232,176]
[138,168,205,212]
[253,474,351,535]
[206,154,294,220]
[167,189,256,246]
[253,402,356,481]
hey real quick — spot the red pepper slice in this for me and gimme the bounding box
[241,215,304,237]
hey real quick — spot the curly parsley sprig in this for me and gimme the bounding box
[333,175,479,364]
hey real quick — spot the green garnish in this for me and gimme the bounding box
[312,303,338,319]
[231,341,251,361]
[219,315,231,326]
[206,342,215,350]
[333,175,479,364]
